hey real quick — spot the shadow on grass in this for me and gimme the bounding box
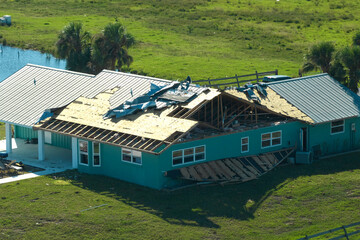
[53,152,360,228]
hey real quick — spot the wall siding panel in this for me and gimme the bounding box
[51,132,72,149]
[14,125,71,149]
[14,125,38,139]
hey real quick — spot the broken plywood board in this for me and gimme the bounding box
[225,88,313,123]
[53,88,198,141]
[183,88,220,109]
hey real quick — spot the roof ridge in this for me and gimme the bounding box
[266,73,329,85]
[26,64,95,77]
[100,69,176,84]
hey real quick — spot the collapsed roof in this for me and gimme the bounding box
[2,65,360,154]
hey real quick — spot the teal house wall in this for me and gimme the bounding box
[76,122,303,189]
[158,121,303,188]
[76,140,163,189]
[14,125,38,139]
[50,132,72,149]
[12,119,360,190]
[307,117,360,156]
[14,125,71,149]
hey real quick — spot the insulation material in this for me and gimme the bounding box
[53,88,198,141]
[225,88,314,123]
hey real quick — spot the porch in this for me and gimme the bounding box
[0,138,73,171]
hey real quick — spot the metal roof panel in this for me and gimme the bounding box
[267,74,360,123]
[0,64,207,127]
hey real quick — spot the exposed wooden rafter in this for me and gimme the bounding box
[33,118,176,154]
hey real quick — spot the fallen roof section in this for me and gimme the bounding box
[166,147,295,185]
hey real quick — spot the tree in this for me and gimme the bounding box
[301,41,335,74]
[56,22,92,73]
[338,46,360,93]
[91,22,135,73]
[329,57,347,85]
[353,32,360,46]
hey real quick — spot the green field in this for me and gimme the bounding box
[0,122,4,140]
[0,152,360,239]
[1,2,360,238]
[0,0,360,80]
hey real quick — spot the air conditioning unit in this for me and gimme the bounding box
[295,151,313,164]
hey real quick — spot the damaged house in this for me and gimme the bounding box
[1,64,360,189]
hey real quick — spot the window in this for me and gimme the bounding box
[79,140,88,165]
[195,146,205,161]
[241,137,249,153]
[172,145,206,166]
[261,131,282,148]
[122,148,142,165]
[331,120,344,134]
[93,142,101,167]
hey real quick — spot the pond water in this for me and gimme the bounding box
[0,45,66,82]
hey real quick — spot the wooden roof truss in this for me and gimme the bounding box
[34,118,185,154]
[169,93,289,130]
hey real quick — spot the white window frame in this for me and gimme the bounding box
[122,148,142,165]
[331,120,345,135]
[172,145,206,166]
[79,140,89,166]
[92,142,101,167]
[241,137,249,153]
[261,130,282,149]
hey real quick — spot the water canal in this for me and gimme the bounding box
[0,45,66,82]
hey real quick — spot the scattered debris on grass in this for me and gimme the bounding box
[80,204,108,212]
[0,160,44,179]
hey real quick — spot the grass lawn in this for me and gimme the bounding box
[0,0,360,80]
[0,152,359,239]
[0,122,4,140]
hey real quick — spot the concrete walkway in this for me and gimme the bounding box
[0,168,66,184]
[0,138,73,184]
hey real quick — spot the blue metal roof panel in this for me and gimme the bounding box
[267,74,360,124]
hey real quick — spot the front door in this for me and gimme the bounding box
[300,127,308,152]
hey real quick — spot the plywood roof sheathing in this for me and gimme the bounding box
[181,100,208,119]
[224,88,313,123]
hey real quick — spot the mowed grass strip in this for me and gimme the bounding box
[0,152,359,239]
[0,0,360,80]
[0,122,4,140]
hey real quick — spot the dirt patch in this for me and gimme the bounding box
[0,160,44,179]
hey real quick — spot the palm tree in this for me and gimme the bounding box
[338,46,360,93]
[91,22,135,73]
[353,31,360,46]
[301,42,335,74]
[56,22,92,73]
